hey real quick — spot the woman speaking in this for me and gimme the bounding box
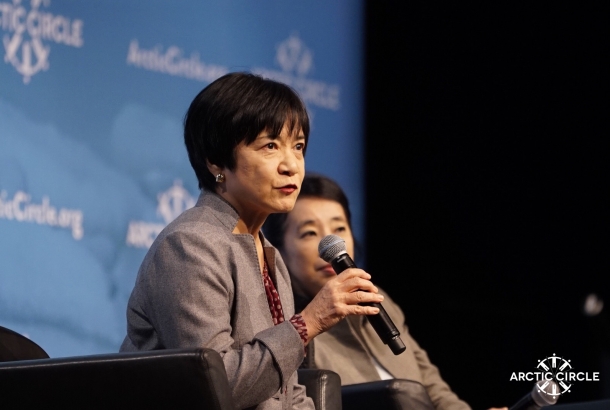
[119,72,383,409]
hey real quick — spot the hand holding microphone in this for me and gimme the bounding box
[318,234,406,355]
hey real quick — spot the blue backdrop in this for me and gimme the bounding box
[0,1,364,357]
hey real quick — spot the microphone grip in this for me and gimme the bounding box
[509,394,541,410]
[363,302,406,355]
[509,380,559,410]
[331,254,406,355]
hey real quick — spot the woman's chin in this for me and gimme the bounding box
[271,200,298,214]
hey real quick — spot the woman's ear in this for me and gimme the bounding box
[206,160,227,190]
[206,160,222,177]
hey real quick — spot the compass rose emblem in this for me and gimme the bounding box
[2,0,84,83]
[3,0,50,83]
[275,33,313,77]
[156,180,196,224]
[536,353,572,397]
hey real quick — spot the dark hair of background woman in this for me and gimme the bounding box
[183,71,310,191]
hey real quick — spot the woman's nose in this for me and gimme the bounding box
[278,150,299,175]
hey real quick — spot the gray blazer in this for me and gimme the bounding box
[120,191,313,410]
[308,289,472,410]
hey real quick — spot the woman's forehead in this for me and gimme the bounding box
[290,198,347,223]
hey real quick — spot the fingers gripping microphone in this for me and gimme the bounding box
[509,380,560,410]
[318,235,406,355]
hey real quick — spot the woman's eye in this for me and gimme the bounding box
[266,143,276,149]
[300,231,316,238]
[335,226,347,233]
[295,143,305,151]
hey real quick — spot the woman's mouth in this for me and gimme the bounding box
[279,184,297,194]
[318,264,336,276]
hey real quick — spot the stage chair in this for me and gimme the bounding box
[0,325,49,361]
[298,368,343,410]
[0,326,341,409]
[553,399,610,410]
[341,379,435,410]
[0,346,236,409]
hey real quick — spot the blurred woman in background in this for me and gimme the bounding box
[264,172,501,410]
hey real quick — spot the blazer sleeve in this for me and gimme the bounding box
[140,228,307,409]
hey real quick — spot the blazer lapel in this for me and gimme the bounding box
[347,315,421,382]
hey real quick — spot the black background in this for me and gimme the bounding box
[364,3,607,409]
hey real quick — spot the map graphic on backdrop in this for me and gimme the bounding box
[1,1,364,357]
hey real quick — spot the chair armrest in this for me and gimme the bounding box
[298,368,342,410]
[0,325,49,361]
[553,399,610,410]
[0,348,235,409]
[341,379,435,410]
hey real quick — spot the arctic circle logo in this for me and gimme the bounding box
[510,353,600,397]
[125,180,196,249]
[156,179,196,225]
[537,355,573,396]
[1,0,84,83]
[275,33,313,76]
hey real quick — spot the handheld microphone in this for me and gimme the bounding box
[509,380,559,410]
[318,234,406,355]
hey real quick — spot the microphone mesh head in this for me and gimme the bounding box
[318,234,347,262]
[532,379,560,406]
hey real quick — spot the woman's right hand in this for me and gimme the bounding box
[298,267,384,343]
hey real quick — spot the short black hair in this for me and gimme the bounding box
[184,72,310,191]
[263,172,352,251]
